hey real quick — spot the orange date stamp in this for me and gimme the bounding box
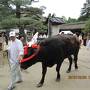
[68,75,90,79]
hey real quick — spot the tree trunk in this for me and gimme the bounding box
[16,4,21,18]
[19,25,27,45]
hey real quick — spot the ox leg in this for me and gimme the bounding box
[37,64,47,87]
[56,61,63,81]
[66,56,73,73]
[74,54,78,69]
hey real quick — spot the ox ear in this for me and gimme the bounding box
[28,32,39,47]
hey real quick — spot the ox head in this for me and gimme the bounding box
[20,44,40,70]
[20,32,40,69]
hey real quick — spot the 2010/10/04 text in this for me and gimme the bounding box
[68,76,90,79]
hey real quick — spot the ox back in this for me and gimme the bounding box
[20,34,80,87]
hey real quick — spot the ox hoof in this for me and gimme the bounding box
[37,83,43,87]
[56,78,60,82]
[66,70,71,73]
[75,66,78,70]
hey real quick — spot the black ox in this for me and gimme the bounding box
[20,34,80,87]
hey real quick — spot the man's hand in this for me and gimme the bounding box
[17,55,23,61]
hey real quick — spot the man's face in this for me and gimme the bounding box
[10,36,16,41]
[20,37,24,41]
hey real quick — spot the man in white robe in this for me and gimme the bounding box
[8,31,24,90]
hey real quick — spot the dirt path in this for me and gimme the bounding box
[0,46,90,90]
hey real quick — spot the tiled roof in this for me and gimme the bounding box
[50,17,65,25]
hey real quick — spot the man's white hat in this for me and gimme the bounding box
[9,31,16,37]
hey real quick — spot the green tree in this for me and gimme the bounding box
[67,17,77,23]
[8,0,34,18]
[78,1,90,21]
[22,7,43,17]
[0,0,47,34]
[0,0,14,21]
[84,19,90,33]
[61,16,67,23]
[0,6,47,32]
[0,0,40,42]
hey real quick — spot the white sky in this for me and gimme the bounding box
[32,0,86,19]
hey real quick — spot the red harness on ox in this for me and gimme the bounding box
[20,44,40,63]
[24,44,29,55]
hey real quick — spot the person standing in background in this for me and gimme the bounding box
[0,33,6,65]
[19,35,25,46]
[86,33,90,49]
[86,39,90,49]
[8,31,24,90]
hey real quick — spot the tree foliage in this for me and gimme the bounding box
[61,16,78,23]
[0,0,47,36]
[61,16,67,23]
[8,0,35,18]
[21,7,43,17]
[67,17,77,23]
[0,0,14,21]
[78,1,90,21]
[9,0,32,6]
[78,14,90,21]
[0,0,47,32]
[84,19,90,33]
